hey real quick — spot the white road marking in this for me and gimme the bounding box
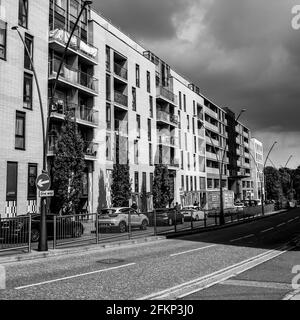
[230,234,255,243]
[288,219,294,223]
[170,245,217,257]
[139,242,294,300]
[221,279,291,290]
[277,223,286,227]
[261,228,274,233]
[15,263,136,290]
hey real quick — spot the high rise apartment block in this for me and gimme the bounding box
[0,0,264,217]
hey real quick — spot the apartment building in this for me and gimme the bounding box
[250,138,265,200]
[0,0,262,217]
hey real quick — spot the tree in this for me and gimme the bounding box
[111,164,132,207]
[52,111,86,215]
[293,166,300,201]
[153,165,171,209]
[264,166,283,201]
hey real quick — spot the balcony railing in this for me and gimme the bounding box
[157,111,179,126]
[49,59,99,93]
[205,121,219,132]
[114,63,128,81]
[157,86,178,105]
[50,99,99,126]
[49,28,98,62]
[114,91,128,107]
[114,120,128,136]
[48,135,98,159]
[157,135,177,147]
[207,167,220,175]
[205,108,218,119]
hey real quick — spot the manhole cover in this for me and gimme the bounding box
[97,259,124,265]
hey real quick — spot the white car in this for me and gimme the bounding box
[234,202,245,212]
[97,207,149,233]
[181,206,205,221]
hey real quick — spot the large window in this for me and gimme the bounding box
[136,115,141,138]
[149,143,153,166]
[132,87,136,111]
[134,140,139,165]
[6,162,18,201]
[106,104,111,130]
[28,163,37,200]
[18,0,29,28]
[0,20,7,60]
[149,96,153,118]
[15,111,26,150]
[146,71,151,93]
[147,119,151,141]
[135,64,140,88]
[24,33,33,70]
[134,171,139,193]
[23,73,33,109]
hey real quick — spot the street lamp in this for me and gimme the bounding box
[201,108,246,226]
[12,0,93,252]
[12,26,49,251]
[261,141,277,215]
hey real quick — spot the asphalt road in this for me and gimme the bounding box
[0,208,299,300]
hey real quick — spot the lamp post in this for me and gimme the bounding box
[12,26,49,251]
[262,141,278,215]
[12,0,93,252]
[202,108,246,226]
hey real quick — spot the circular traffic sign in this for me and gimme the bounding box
[36,173,51,192]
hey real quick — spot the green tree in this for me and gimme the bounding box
[52,111,86,215]
[292,166,300,201]
[111,164,132,207]
[153,165,171,209]
[264,166,283,201]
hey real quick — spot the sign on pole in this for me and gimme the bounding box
[39,190,54,198]
[36,173,51,192]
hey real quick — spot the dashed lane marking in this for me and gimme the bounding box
[170,245,217,257]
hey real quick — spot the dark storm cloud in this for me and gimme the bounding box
[92,0,193,40]
[92,0,300,167]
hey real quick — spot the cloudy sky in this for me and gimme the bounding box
[93,0,300,169]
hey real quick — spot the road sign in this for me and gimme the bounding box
[39,190,54,197]
[36,173,51,192]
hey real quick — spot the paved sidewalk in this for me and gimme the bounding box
[0,236,166,265]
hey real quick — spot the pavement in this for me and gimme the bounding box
[0,208,299,300]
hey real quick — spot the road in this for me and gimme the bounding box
[0,208,299,300]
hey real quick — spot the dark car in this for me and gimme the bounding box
[148,209,185,226]
[0,214,84,243]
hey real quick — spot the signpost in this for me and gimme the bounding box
[36,173,51,192]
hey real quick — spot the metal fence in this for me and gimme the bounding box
[0,203,282,254]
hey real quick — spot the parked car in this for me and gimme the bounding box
[0,214,84,243]
[148,208,185,226]
[181,206,205,221]
[234,202,245,212]
[96,208,149,233]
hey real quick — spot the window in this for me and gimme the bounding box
[187,152,190,170]
[192,118,195,135]
[193,101,196,116]
[142,172,147,192]
[186,176,189,192]
[147,71,151,93]
[194,176,197,191]
[106,134,111,160]
[181,151,184,170]
[24,33,33,70]
[28,163,37,200]
[214,179,220,189]
[147,119,151,141]
[23,73,32,109]
[149,96,153,118]
[6,162,18,201]
[183,94,186,112]
[190,176,193,191]
[18,0,28,28]
[15,111,25,150]
[132,87,136,111]
[194,136,197,154]
[207,178,213,189]
[135,64,140,87]
[149,143,153,166]
[150,173,154,193]
[187,115,190,131]
[106,74,111,101]
[0,20,7,60]
[133,171,139,193]
[200,177,206,190]
[134,140,139,164]
[136,115,141,138]
[106,46,110,71]
[179,91,182,109]
[106,104,111,130]
[181,175,184,189]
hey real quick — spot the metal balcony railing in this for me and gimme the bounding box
[114,91,128,107]
[114,63,128,80]
[50,99,99,126]
[157,86,178,105]
[49,59,99,93]
[49,28,98,62]
[157,135,177,147]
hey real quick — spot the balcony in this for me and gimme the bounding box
[48,59,99,95]
[157,111,179,126]
[169,159,180,168]
[114,120,128,136]
[206,152,218,161]
[207,137,220,147]
[205,121,219,133]
[156,86,178,105]
[205,108,218,119]
[114,63,128,81]
[207,167,220,175]
[114,91,128,108]
[157,135,178,147]
[49,99,99,127]
[196,113,204,122]
[48,135,98,160]
[49,28,98,64]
